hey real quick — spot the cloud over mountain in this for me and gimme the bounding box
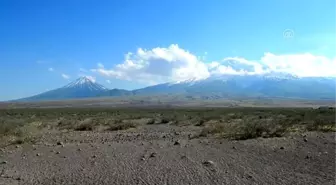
[92,44,336,85]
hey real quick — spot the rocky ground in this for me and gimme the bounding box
[0,124,335,185]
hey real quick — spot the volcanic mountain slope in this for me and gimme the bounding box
[13,73,336,102]
[17,77,109,101]
[133,73,336,100]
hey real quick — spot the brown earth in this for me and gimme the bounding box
[0,123,335,185]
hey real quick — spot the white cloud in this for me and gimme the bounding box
[91,44,336,85]
[97,63,104,68]
[92,44,210,84]
[84,75,96,82]
[106,80,111,84]
[61,74,70,79]
[48,67,54,72]
[260,52,336,77]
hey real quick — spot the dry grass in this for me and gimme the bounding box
[107,122,137,131]
[0,106,335,146]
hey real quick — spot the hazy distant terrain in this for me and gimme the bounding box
[12,75,336,102]
[2,95,335,109]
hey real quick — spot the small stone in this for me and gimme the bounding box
[162,135,166,138]
[247,175,253,179]
[280,146,284,150]
[303,138,308,142]
[92,155,97,158]
[150,152,157,158]
[219,141,223,144]
[36,153,40,156]
[77,148,81,151]
[15,145,20,148]
[141,157,146,161]
[33,148,37,151]
[1,161,8,164]
[202,160,215,167]
[63,156,67,158]
[174,141,180,145]
[232,146,236,149]
[16,177,21,180]
[56,151,60,154]
[305,155,311,159]
[181,155,187,159]
[57,141,63,145]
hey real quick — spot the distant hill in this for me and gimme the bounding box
[15,77,110,101]
[13,73,336,102]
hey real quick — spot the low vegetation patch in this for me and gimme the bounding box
[0,106,334,145]
[107,122,137,131]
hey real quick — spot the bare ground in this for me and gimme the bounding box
[0,123,335,185]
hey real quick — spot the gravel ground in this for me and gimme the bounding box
[0,124,335,185]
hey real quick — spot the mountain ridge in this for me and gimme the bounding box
[11,74,336,102]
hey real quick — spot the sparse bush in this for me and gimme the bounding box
[0,106,334,142]
[199,117,289,140]
[107,122,136,131]
[0,119,25,136]
[146,119,155,125]
[73,118,96,131]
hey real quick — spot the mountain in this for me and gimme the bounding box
[16,77,110,101]
[131,74,336,100]
[97,88,134,97]
[13,74,336,102]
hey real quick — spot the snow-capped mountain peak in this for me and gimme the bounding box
[64,77,107,90]
[168,77,205,86]
[262,72,299,80]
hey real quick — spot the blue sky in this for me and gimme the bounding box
[0,0,335,100]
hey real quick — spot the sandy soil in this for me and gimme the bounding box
[0,124,335,185]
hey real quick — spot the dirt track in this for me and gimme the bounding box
[0,124,335,185]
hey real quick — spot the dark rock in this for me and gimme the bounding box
[150,152,157,158]
[57,141,63,145]
[1,161,8,164]
[174,141,181,145]
[303,138,308,142]
[202,160,215,167]
[280,146,284,150]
